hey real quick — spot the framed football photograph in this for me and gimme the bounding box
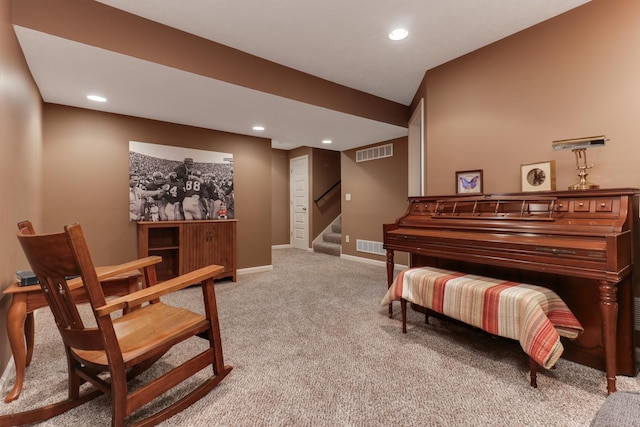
[521,161,556,192]
[456,170,483,194]
[129,141,234,222]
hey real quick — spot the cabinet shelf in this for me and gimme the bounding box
[138,220,236,282]
[148,246,180,251]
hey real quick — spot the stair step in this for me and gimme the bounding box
[313,241,341,256]
[313,216,342,257]
[322,231,341,244]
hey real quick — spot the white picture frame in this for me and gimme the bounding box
[456,170,483,194]
[521,161,556,192]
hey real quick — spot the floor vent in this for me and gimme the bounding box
[356,239,385,256]
[356,143,393,162]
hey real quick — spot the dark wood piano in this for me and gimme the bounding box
[383,188,640,394]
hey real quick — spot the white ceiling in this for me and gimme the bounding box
[14,0,590,151]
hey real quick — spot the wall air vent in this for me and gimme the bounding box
[356,239,385,256]
[356,143,393,163]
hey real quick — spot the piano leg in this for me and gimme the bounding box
[401,298,407,333]
[529,357,538,388]
[386,250,395,318]
[599,280,618,394]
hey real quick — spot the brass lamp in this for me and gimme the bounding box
[552,135,607,190]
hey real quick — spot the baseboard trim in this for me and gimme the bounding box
[237,265,273,275]
[238,252,408,277]
[340,253,408,271]
[272,244,291,250]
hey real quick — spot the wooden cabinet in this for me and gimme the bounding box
[138,220,236,282]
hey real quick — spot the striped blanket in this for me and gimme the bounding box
[381,267,584,369]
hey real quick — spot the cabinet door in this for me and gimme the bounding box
[209,221,236,276]
[181,222,236,278]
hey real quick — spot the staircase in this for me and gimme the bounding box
[312,217,341,256]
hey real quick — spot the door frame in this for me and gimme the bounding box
[408,98,425,196]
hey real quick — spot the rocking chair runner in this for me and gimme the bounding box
[1,222,232,426]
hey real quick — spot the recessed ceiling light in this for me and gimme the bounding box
[252,125,265,131]
[388,28,408,41]
[322,140,332,144]
[87,94,107,102]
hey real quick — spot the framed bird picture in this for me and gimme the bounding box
[456,169,483,194]
[521,160,556,192]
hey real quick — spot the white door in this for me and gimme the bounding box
[290,155,309,249]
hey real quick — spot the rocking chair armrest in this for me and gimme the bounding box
[66,256,163,290]
[94,264,224,317]
[94,256,163,282]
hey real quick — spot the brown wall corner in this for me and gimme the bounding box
[272,149,291,246]
[311,148,341,240]
[341,137,409,266]
[417,0,640,195]
[0,0,43,379]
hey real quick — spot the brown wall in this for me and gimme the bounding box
[42,104,272,269]
[0,0,43,375]
[415,0,640,196]
[341,137,409,266]
[271,149,290,246]
[311,148,341,239]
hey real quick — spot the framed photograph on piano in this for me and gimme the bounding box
[521,161,556,192]
[456,170,483,194]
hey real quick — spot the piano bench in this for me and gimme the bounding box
[381,266,584,388]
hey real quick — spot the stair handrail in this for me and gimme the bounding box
[314,180,341,204]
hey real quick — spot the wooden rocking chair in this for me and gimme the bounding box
[1,222,232,426]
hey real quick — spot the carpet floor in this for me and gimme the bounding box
[2,248,640,426]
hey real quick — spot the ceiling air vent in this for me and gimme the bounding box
[356,143,393,163]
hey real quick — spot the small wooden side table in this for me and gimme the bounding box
[2,268,141,403]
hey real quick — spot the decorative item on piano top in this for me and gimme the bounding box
[455,169,483,194]
[552,135,607,190]
[520,160,556,192]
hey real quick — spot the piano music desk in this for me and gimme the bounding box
[2,269,141,403]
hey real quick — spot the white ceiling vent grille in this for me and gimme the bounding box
[356,143,393,162]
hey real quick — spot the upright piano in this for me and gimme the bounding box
[383,188,640,393]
